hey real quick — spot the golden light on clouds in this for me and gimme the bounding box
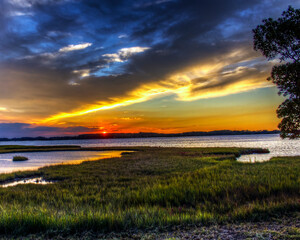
[28,44,275,127]
[38,56,272,124]
[38,86,172,123]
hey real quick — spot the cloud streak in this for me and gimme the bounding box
[0,123,99,138]
[102,47,150,63]
[59,43,92,53]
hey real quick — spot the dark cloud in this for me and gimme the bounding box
[0,123,98,138]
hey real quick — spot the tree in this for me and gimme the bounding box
[253,6,299,139]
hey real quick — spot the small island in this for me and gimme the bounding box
[12,156,29,161]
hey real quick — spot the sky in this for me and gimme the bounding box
[0,0,299,138]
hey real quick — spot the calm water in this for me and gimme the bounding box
[0,177,53,188]
[0,150,126,173]
[0,134,299,172]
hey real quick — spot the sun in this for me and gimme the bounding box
[102,131,107,134]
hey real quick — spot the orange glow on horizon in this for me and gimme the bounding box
[50,106,280,135]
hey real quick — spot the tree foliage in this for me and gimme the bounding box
[253,6,300,139]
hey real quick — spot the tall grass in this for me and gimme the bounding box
[0,146,298,236]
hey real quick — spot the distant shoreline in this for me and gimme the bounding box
[0,130,280,142]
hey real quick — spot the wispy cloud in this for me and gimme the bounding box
[72,69,91,78]
[59,43,92,53]
[0,123,99,138]
[102,47,150,63]
[118,34,128,39]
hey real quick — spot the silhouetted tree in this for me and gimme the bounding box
[253,6,299,139]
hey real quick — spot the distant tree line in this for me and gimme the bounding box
[0,130,280,142]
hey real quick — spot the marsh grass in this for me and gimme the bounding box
[0,146,298,236]
[12,156,28,161]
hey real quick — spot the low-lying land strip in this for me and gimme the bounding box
[0,145,298,239]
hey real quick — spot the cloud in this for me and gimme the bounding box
[118,34,128,39]
[72,69,91,78]
[38,45,273,123]
[135,0,174,8]
[0,123,98,138]
[102,53,123,63]
[102,47,150,63]
[59,43,92,52]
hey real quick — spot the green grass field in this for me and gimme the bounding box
[0,145,299,237]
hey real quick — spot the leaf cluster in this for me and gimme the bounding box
[253,6,300,62]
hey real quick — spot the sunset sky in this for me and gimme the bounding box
[0,0,299,138]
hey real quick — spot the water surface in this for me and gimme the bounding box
[0,150,126,173]
[0,134,299,165]
[0,177,53,188]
